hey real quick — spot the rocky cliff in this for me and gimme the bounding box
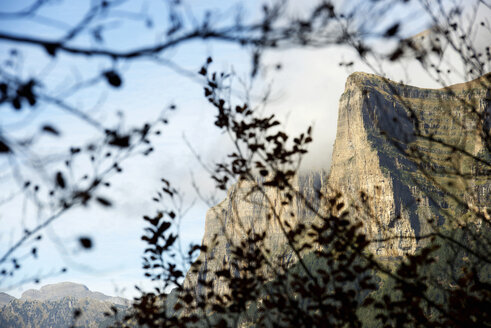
[183,172,328,299]
[182,72,491,299]
[329,72,491,257]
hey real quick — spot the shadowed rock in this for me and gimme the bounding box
[329,72,491,258]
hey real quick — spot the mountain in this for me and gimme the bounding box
[20,281,128,306]
[6,72,487,326]
[0,282,130,328]
[181,71,491,304]
[0,292,14,306]
[329,72,491,258]
[183,172,328,298]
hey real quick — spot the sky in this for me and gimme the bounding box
[0,0,489,299]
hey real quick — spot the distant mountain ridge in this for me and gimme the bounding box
[0,292,14,306]
[0,282,130,328]
[20,281,128,306]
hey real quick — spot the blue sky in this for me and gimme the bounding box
[0,0,488,298]
[0,0,266,298]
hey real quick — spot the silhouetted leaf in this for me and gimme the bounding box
[108,134,130,148]
[389,47,404,61]
[42,125,60,136]
[103,70,122,87]
[96,197,112,207]
[73,308,81,318]
[0,140,10,153]
[12,97,21,110]
[55,171,66,188]
[79,237,92,249]
[43,42,60,56]
[385,23,400,37]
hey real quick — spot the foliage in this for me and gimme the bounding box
[0,0,490,327]
[123,63,490,327]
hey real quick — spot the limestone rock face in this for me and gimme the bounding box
[329,72,491,258]
[184,172,328,298]
[182,71,491,298]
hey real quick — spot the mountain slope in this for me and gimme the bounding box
[183,172,328,299]
[21,281,128,306]
[0,292,14,306]
[329,72,491,257]
[181,71,491,300]
[0,282,130,328]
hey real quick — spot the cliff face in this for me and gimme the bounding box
[183,72,491,297]
[184,172,328,298]
[329,72,491,257]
